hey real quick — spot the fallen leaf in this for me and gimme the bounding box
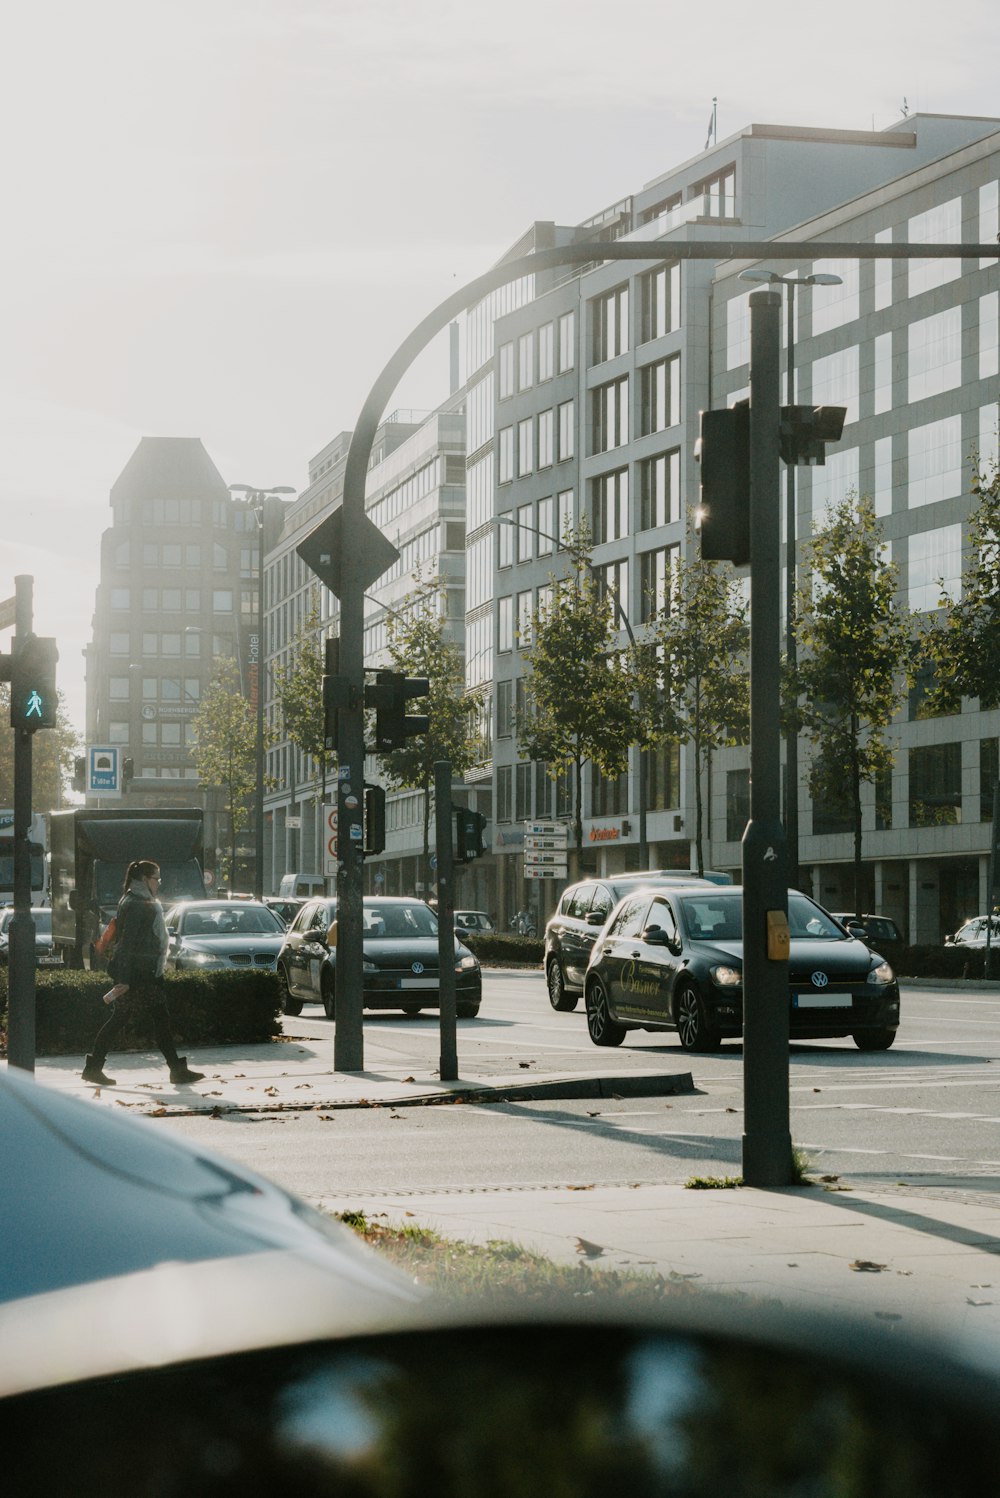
[787,1263,799,1268]
[390,1113,404,1120]
[294,1083,313,1090]
[967,1298,993,1306]
[669,1270,702,1280]
[575,1237,605,1258]
[234,1074,246,1079]
[210,1106,223,1119]
[518,1062,532,1069]
[586,1111,601,1118]
[148,1107,167,1117]
[318,1114,335,1121]
[403,1076,415,1083]
[726,1107,737,1113]
[567,1184,594,1191]
[813,1087,821,1093]
[264,1086,278,1096]
[205,1091,222,1097]
[849,1260,887,1273]
[820,1174,840,1183]
[405,1211,416,1217]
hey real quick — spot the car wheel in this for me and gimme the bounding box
[457,1001,480,1019]
[278,965,302,1017]
[321,971,336,1021]
[585,977,626,1047]
[853,1027,896,1051]
[546,958,578,1012]
[675,983,721,1052]
[401,1002,422,1017]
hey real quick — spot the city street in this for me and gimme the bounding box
[159,968,1000,1206]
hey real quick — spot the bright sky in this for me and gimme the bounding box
[2,0,997,735]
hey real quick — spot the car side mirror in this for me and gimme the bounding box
[846,922,867,939]
[68,890,80,911]
[585,910,607,926]
[304,927,329,946]
[642,925,670,946]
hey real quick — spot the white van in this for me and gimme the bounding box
[277,872,327,899]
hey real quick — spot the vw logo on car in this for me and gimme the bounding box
[411,962,424,975]
[811,971,830,988]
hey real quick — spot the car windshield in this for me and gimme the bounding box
[364,902,437,938]
[179,906,283,936]
[678,892,847,943]
[32,910,52,934]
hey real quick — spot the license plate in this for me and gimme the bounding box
[794,993,851,1009]
[401,977,438,989]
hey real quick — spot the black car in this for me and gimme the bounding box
[831,912,905,966]
[0,906,61,967]
[583,886,900,1052]
[277,895,482,1019]
[543,871,719,1012]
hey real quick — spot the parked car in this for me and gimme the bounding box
[582,885,899,1052]
[831,912,905,965]
[543,871,716,1012]
[278,895,482,1019]
[0,906,62,967]
[163,899,286,972]
[945,915,1000,948]
[454,910,496,935]
[263,894,311,928]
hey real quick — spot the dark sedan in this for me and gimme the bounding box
[277,896,482,1019]
[584,886,900,1052]
[163,900,286,972]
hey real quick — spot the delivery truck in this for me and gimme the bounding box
[50,808,205,967]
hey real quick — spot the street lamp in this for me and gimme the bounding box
[494,515,648,870]
[738,268,842,889]
[229,484,296,899]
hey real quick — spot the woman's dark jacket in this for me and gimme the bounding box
[114,888,163,984]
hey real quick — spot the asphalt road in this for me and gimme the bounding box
[160,970,1000,1206]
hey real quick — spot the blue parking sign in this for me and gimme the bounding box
[88,746,121,796]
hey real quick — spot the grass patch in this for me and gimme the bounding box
[685,1175,743,1190]
[336,1211,704,1307]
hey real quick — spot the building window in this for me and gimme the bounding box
[981,739,998,822]
[498,426,514,484]
[515,763,532,822]
[185,544,201,568]
[516,504,534,562]
[811,346,859,426]
[908,307,962,403]
[644,742,679,812]
[640,262,680,342]
[639,545,677,622]
[810,259,859,335]
[498,596,513,653]
[597,561,628,620]
[161,722,182,747]
[591,765,628,817]
[163,544,182,568]
[726,769,750,841]
[910,742,962,827]
[516,591,533,649]
[162,588,181,611]
[557,400,575,461]
[593,376,629,453]
[727,290,751,373]
[555,765,571,818]
[534,761,551,820]
[517,418,533,477]
[213,589,234,613]
[593,469,628,543]
[908,525,962,613]
[160,633,181,656]
[908,198,961,298]
[537,409,554,468]
[109,676,130,700]
[639,449,681,529]
[538,322,554,381]
[498,518,514,568]
[640,356,680,434]
[537,496,554,555]
[689,164,735,218]
[518,332,534,391]
[108,721,129,744]
[981,292,999,380]
[558,489,575,546]
[497,765,512,822]
[109,632,130,656]
[591,285,629,364]
[498,341,514,399]
[110,588,130,610]
[558,311,575,373]
[873,333,892,416]
[812,784,852,836]
[496,679,513,738]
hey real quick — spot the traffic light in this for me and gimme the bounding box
[364,784,386,855]
[74,756,86,792]
[455,807,488,863]
[122,756,135,790]
[695,403,750,566]
[9,635,58,731]
[322,636,353,748]
[365,671,430,752]
[779,404,847,466]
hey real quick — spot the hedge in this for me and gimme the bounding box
[0,967,282,1058]
[895,944,1000,980]
[462,932,544,966]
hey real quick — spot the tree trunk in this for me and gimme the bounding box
[422,782,433,896]
[693,684,704,877]
[573,752,584,879]
[850,712,863,919]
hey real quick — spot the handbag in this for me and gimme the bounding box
[94,916,118,957]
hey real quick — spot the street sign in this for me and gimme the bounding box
[87,746,120,796]
[524,834,566,851]
[525,866,568,880]
[323,802,338,875]
[297,507,400,599]
[524,822,568,840]
[286,816,301,829]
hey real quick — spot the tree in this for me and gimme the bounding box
[379,579,481,885]
[190,658,256,891]
[0,685,79,815]
[272,601,331,803]
[793,494,910,917]
[518,540,638,867]
[924,454,1000,714]
[640,542,749,876]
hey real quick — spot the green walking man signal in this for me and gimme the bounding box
[7,635,59,731]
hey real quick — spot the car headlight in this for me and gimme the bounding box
[710,965,742,988]
[362,959,378,973]
[185,950,222,968]
[870,960,894,985]
[456,955,479,972]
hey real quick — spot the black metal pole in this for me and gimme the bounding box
[255,505,265,900]
[742,290,792,1188]
[784,284,800,892]
[8,576,37,1072]
[434,760,458,1081]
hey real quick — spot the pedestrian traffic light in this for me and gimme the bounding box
[364,784,386,855]
[9,635,58,731]
[779,404,847,465]
[695,402,750,566]
[122,756,135,790]
[364,671,430,752]
[455,807,488,863]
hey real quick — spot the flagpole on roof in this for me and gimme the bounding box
[704,97,717,151]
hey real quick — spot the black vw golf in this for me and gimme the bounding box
[583,886,900,1052]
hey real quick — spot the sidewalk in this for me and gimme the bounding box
[30,1037,1000,1343]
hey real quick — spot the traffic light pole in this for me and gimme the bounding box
[8,576,37,1072]
[434,760,458,1082]
[741,292,792,1187]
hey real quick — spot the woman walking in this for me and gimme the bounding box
[82,859,204,1087]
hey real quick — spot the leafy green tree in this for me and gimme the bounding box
[793,494,910,916]
[924,455,1000,714]
[380,579,481,885]
[0,685,79,815]
[190,658,256,891]
[518,539,638,867]
[272,601,331,802]
[640,541,749,876]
